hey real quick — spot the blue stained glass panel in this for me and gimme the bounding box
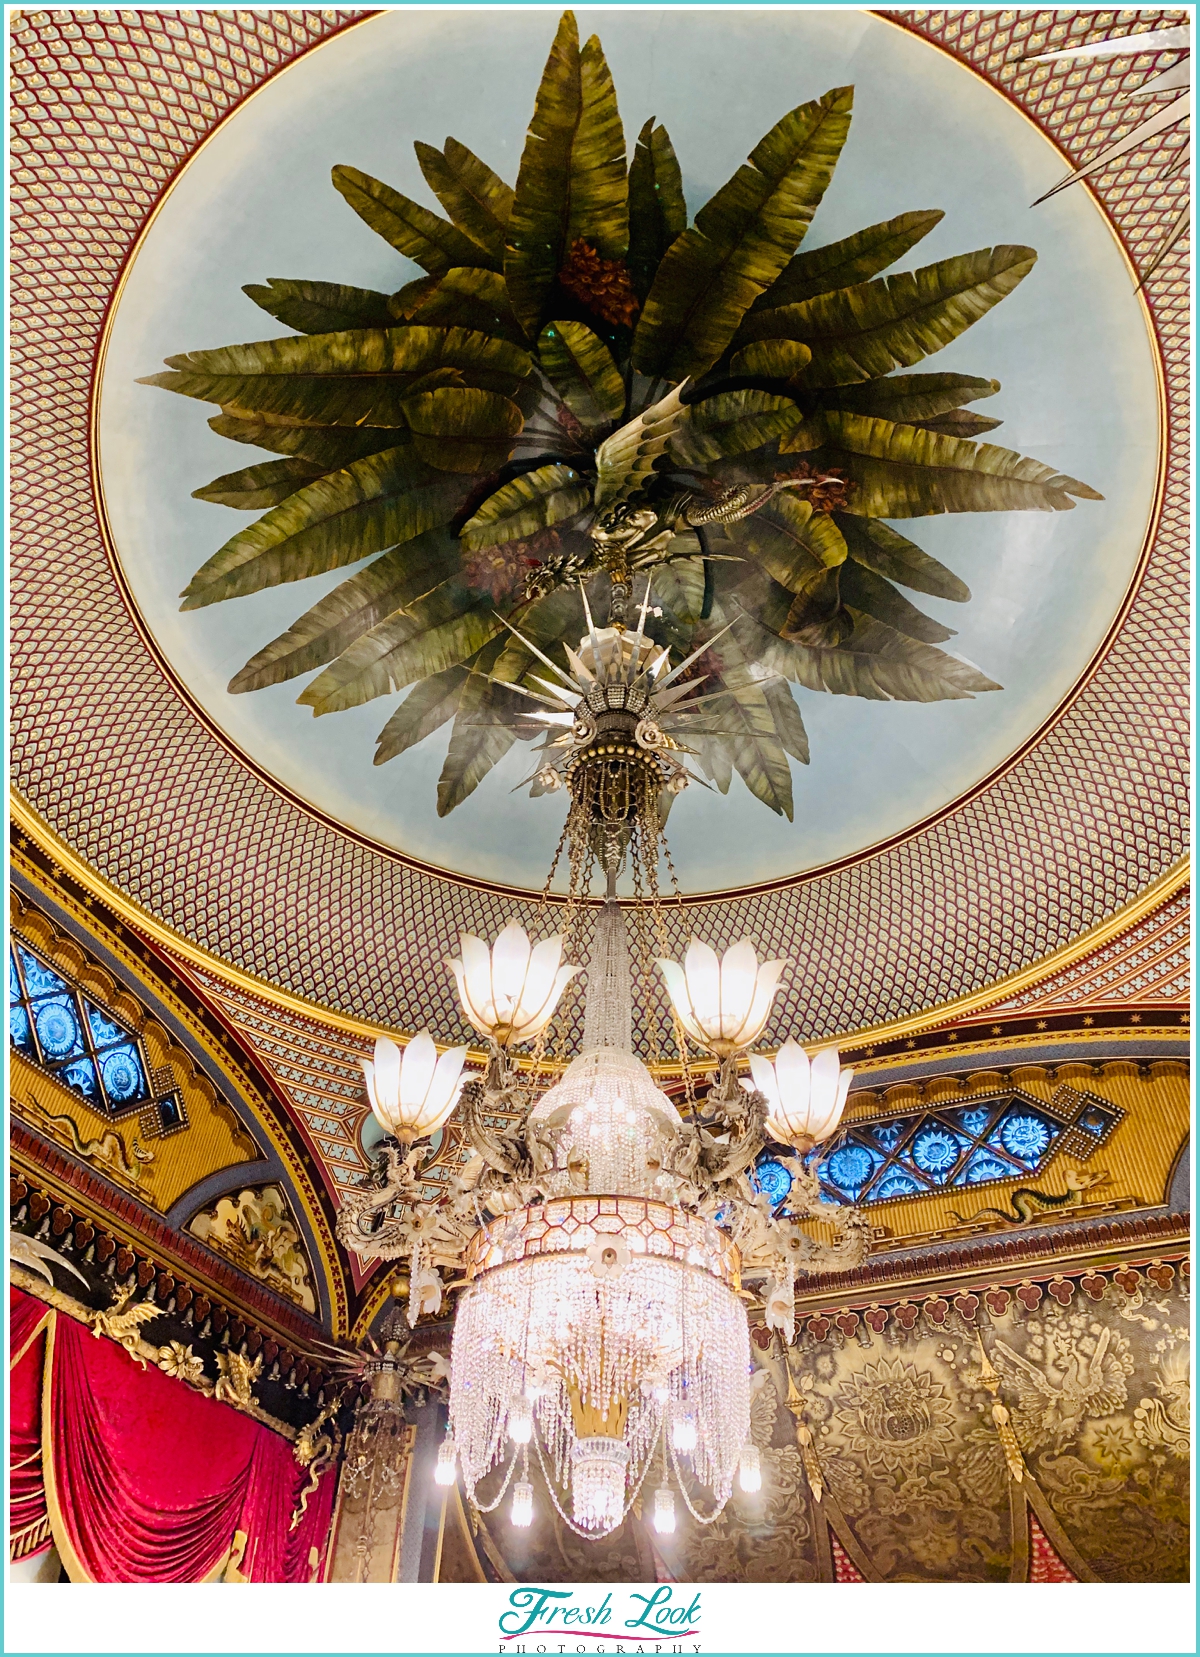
[820,1139,883,1199]
[874,1169,923,1200]
[10,1002,33,1053]
[955,1107,991,1136]
[62,1058,100,1099]
[85,1003,125,1049]
[958,1148,1018,1186]
[994,1111,1056,1167]
[19,949,71,999]
[10,949,22,1004]
[100,1044,147,1104]
[869,1121,905,1152]
[751,1158,793,1209]
[34,995,85,1060]
[910,1125,967,1181]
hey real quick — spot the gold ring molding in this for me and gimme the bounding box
[12,792,1188,1065]
[86,8,1168,904]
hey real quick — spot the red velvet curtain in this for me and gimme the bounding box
[10,1288,335,1581]
[10,1289,52,1560]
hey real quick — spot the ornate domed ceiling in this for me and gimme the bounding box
[10,6,1189,1050]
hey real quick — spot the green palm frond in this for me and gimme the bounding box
[146,7,1103,816]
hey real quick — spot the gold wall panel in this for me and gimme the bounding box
[841,1061,1189,1246]
[10,896,260,1212]
[10,1050,256,1213]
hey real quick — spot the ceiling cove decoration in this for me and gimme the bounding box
[8,831,363,1334]
[976,886,1190,1017]
[9,7,1189,1045]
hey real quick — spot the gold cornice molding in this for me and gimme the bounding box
[12,793,1189,1068]
[791,1215,1191,1316]
[12,1264,298,1441]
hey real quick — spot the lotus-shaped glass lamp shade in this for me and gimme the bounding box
[360,1032,467,1144]
[446,922,580,1047]
[746,1039,852,1153]
[657,938,790,1058]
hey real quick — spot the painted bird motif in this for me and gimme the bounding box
[992,1325,1132,1453]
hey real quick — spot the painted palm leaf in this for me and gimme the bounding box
[146,7,1102,817]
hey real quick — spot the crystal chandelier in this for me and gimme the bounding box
[337,592,870,1539]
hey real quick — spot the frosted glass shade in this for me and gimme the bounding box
[447,922,579,1047]
[657,938,789,1057]
[747,1039,853,1151]
[360,1032,467,1144]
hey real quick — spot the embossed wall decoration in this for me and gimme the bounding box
[9,891,261,1211]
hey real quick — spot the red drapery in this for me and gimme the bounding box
[9,1288,335,1581]
[10,1289,53,1560]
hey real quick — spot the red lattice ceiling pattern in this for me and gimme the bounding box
[9,9,1190,1052]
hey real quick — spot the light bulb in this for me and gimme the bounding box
[511,1480,534,1528]
[672,1412,697,1452]
[508,1399,533,1444]
[434,1436,457,1486]
[738,1443,762,1493]
[653,1486,676,1535]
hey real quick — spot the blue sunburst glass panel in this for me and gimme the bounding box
[959,1147,1020,1185]
[751,1158,793,1210]
[85,1003,125,1049]
[9,1000,34,1055]
[991,1109,1057,1168]
[819,1138,884,1200]
[99,1043,148,1105]
[18,949,71,1000]
[907,1124,971,1183]
[873,1169,925,1200]
[815,1091,1076,1206]
[33,995,85,1061]
[10,944,153,1115]
[61,1057,101,1099]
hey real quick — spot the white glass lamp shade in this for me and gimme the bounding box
[360,1032,467,1143]
[657,938,789,1057]
[446,922,579,1047]
[652,1486,676,1534]
[747,1040,853,1152]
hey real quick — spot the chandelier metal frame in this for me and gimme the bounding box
[336,578,869,1540]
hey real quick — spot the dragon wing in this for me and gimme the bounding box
[113,1302,162,1335]
[11,1231,90,1289]
[593,382,690,507]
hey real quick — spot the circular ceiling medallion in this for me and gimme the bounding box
[96,8,1160,897]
